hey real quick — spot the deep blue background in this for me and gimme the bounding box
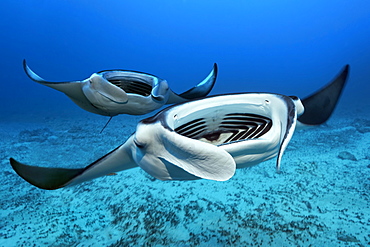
[1,0,369,117]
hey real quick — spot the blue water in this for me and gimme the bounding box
[1,0,370,113]
[1,1,370,246]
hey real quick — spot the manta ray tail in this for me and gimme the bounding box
[167,63,218,103]
[297,65,350,126]
[100,116,113,133]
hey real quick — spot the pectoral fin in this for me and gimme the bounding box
[23,59,84,99]
[167,63,217,104]
[10,158,84,190]
[298,65,349,125]
[9,141,137,190]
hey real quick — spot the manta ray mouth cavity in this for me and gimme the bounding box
[108,77,152,96]
[174,110,272,146]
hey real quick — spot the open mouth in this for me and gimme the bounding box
[106,75,153,96]
[174,111,272,146]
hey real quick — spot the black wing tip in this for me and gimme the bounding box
[213,63,218,82]
[9,157,20,170]
[298,64,350,125]
[22,59,28,73]
[22,59,55,84]
[342,64,350,79]
[177,63,218,100]
[22,59,35,80]
[9,157,82,190]
[338,64,350,84]
[203,63,217,94]
[213,63,218,76]
[9,157,53,190]
[207,62,218,92]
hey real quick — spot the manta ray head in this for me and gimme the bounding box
[82,72,171,116]
[101,70,170,102]
[132,92,301,179]
[82,71,169,116]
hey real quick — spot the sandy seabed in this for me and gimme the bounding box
[1,102,369,247]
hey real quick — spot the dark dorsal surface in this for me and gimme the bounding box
[298,65,349,125]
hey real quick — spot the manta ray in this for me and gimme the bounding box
[10,65,349,190]
[23,60,217,116]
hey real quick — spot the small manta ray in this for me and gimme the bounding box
[10,65,349,190]
[23,60,218,116]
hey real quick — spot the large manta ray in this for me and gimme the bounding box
[10,65,349,190]
[23,60,218,116]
